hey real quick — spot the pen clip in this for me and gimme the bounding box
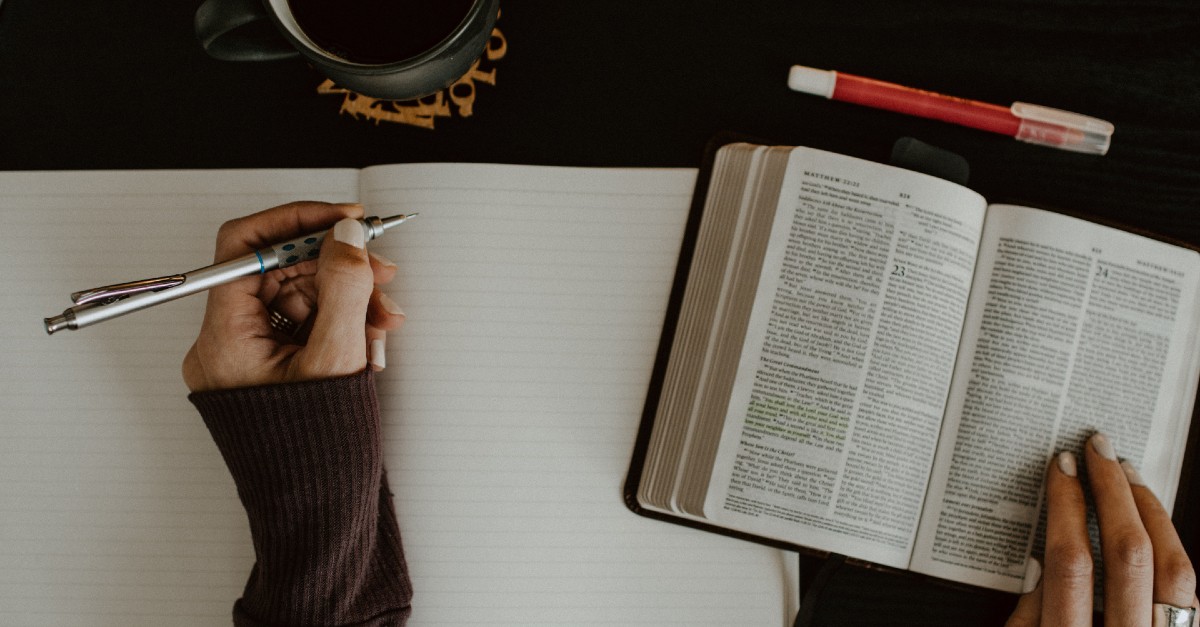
[70,274,187,306]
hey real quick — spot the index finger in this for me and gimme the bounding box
[213,201,364,262]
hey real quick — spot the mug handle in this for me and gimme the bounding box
[195,0,299,61]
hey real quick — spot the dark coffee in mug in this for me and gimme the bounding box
[287,0,476,64]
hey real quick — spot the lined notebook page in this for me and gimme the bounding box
[360,164,792,625]
[0,165,793,625]
[0,169,358,625]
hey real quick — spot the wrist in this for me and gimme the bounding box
[191,368,381,520]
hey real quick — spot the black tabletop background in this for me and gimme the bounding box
[2,1,1197,624]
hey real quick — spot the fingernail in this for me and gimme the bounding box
[1021,557,1042,594]
[1121,460,1146,486]
[1057,451,1078,477]
[379,292,405,316]
[369,251,397,268]
[370,338,386,370]
[333,217,365,249]
[1091,432,1117,461]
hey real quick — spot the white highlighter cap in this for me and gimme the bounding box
[1011,102,1114,155]
[787,65,837,98]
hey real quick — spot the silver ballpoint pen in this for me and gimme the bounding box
[44,214,417,335]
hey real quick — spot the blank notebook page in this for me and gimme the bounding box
[0,165,791,626]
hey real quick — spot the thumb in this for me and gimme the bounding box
[299,217,375,377]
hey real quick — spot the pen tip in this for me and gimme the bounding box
[379,213,418,231]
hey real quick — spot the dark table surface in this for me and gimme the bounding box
[2,1,1197,623]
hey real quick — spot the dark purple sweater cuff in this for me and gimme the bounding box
[190,370,411,626]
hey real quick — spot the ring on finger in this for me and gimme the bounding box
[267,308,300,337]
[1153,603,1198,627]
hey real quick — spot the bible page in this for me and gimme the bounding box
[911,204,1200,591]
[702,147,988,568]
[357,163,794,626]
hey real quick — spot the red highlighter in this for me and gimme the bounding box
[787,65,1113,155]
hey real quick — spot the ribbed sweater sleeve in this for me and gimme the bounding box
[189,370,412,626]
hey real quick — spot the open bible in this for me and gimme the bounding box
[626,142,1200,592]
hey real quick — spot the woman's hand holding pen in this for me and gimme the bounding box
[183,201,406,392]
[1006,433,1198,627]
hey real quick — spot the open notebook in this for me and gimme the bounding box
[0,165,797,625]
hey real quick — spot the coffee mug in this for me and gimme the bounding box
[195,0,500,100]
